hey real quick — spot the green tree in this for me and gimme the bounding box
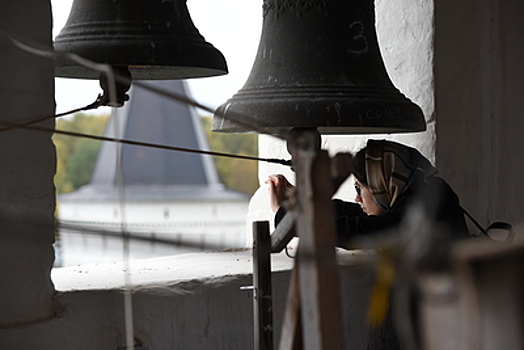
[54,113,109,193]
[201,117,259,195]
[54,114,259,196]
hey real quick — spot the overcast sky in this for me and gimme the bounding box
[51,0,262,116]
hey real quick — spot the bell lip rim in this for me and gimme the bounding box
[54,66,228,80]
[52,41,228,80]
[210,125,428,135]
[211,106,426,135]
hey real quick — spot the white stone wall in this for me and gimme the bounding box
[59,200,248,235]
[1,250,383,349]
[57,199,251,266]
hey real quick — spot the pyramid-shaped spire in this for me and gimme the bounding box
[56,80,249,265]
[91,80,221,188]
[59,80,246,202]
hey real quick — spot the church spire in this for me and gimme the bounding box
[90,80,221,188]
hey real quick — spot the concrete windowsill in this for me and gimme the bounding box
[51,248,377,292]
[51,248,295,291]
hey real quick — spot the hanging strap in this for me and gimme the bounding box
[486,221,515,243]
[461,206,515,242]
[461,206,489,236]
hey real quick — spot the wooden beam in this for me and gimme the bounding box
[271,211,297,253]
[278,265,303,350]
[253,221,274,350]
[294,146,345,350]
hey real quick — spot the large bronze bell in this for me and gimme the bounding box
[54,0,228,80]
[213,0,425,135]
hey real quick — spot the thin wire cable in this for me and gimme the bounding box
[7,32,294,349]
[120,80,289,142]
[12,213,379,267]
[0,96,102,133]
[3,33,292,165]
[90,64,134,350]
[108,97,135,350]
[7,34,288,142]
[0,105,292,165]
[58,221,233,250]
[6,35,292,166]
[0,211,242,252]
[0,119,292,166]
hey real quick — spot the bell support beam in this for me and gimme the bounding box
[276,128,352,349]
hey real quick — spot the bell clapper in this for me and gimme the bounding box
[98,66,132,108]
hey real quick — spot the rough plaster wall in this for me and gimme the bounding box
[435,0,524,228]
[54,276,258,350]
[0,1,56,326]
[249,0,436,237]
[1,250,382,349]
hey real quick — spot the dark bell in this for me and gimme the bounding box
[213,0,426,135]
[54,0,228,80]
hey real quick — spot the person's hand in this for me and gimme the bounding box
[265,174,294,213]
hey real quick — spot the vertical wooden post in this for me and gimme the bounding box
[294,148,344,350]
[253,221,274,350]
[276,129,350,349]
[278,265,303,350]
[275,129,345,350]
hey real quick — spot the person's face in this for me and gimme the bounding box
[355,182,385,216]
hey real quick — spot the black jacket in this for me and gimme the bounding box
[276,176,469,249]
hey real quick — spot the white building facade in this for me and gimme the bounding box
[57,81,249,266]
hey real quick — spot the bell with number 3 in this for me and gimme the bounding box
[213,0,425,134]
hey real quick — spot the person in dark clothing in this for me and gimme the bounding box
[267,139,469,247]
[267,139,469,349]
[267,140,469,350]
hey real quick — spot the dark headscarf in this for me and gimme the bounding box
[361,140,438,211]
